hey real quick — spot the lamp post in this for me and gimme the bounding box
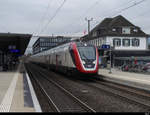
[106,42,112,74]
[85,18,93,39]
[109,44,112,74]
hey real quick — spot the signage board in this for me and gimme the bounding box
[10,49,20,53]
[101,44,110,49]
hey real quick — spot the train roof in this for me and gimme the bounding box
[31,41,95,57]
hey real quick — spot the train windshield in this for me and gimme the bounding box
[78,46,96,60]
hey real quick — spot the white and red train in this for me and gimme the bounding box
[28,42,99,76]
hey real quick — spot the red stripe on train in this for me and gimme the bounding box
[71,42,98,74]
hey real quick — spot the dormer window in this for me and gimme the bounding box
[112,28,116,32]
[92,31,97,37]
[133,28,138,32]
[122,27,130,34]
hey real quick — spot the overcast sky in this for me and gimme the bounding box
[0,0,150,53]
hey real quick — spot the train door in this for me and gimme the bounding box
[64,52,67,72]
[49,55,51,68]
[65,53,67,67]
[56,54,58,70]
[47,55,51,70]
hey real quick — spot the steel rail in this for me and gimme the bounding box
[32,64,96,112]
[26,64,60,112]
[85,80,150,109]
[95,80,150,100]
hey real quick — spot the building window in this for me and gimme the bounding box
[55,38,58,42]
[97,39,99,46]
[123,39,130,46]
[113,38,121,46]
[98,39,100,46]
[94,40,96,45]
[95,39,97,46]
[122,27,130,34]
[92,32,97,37]
[132,38,139,46]
[99,39,102,45]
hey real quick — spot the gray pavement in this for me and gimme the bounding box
[0,72,14,104]
[0,63,40,112]
[10,71,35,112]
[98,68,150,91]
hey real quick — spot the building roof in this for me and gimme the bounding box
[108,15,135,27]
[91,15,136,32]
[82,15,148,41]
[0,33,32,55]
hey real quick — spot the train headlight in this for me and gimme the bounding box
[93,60,96,64]
[84,43,87,46]
[82,60,86,64]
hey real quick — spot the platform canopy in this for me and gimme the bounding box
[0,33,32,55]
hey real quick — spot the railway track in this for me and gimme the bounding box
[37,64,150,110]
[25,63,96,112]
[25,64,60,112]
[86,78,150,110]
[95,79,150,100]
[26,63,150,112]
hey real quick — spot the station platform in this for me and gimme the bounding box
[98,68,150,91]
[0,63,41,112]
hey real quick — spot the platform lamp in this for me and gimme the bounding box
[109,44,112,74]
[85,17,93,39]
[106,42,112,74]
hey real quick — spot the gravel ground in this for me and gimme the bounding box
[28,64,91,112]
[38,67,150,112]
[27,64,150,112]
[35,74,86,112]
[26,68,53,112]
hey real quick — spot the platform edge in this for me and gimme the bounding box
[26,72,42,112]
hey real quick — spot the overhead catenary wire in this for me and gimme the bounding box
[74,0,102,21]
[62,0,103,35]
[38,0,67,36]
[127,5,150,22]
[32,0,53,36]
[26,0,150,54]
[73,0,147,36]
[31,0,149,37]
[93,0,147,28]
[95,0,136,20]
[71,0,136,35]
[110,0,147,17]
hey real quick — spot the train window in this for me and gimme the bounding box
[77,46,96,60]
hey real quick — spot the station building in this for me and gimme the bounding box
[0,33,31,71]
[32,36,72,54]
[82,15,150,67]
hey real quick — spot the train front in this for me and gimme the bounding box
[73,42,99,75]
